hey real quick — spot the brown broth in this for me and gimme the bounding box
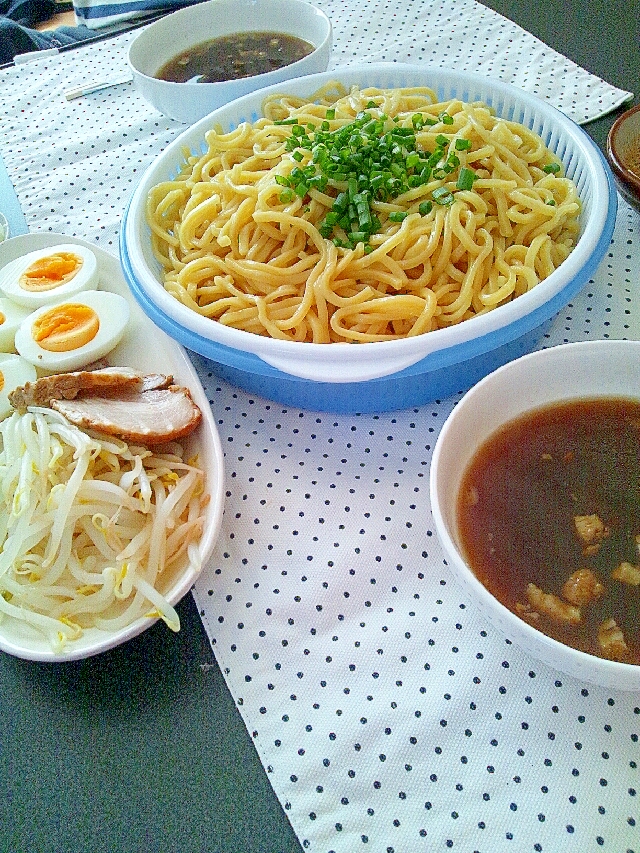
[156,31,314,84]
[457,398,640,665]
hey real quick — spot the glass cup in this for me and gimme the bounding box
[0,213,9,242]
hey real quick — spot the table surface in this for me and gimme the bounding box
[1,2,639,853]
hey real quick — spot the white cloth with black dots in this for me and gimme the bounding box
[192,197,640,853]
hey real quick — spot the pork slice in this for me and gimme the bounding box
[51,385,202,444]
[9,367,174,412]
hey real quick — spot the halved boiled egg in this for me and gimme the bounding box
[0,353,37,419]
[15,290,130,372]
[0,297,32,352]
[0,244,99,308]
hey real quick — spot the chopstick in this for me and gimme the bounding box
[64,76,132,100]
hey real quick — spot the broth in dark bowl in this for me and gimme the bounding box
[457,398,640,665]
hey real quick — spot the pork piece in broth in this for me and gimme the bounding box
[457,398,640,664]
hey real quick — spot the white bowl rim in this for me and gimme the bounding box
[429,339,640,690]
[127,0,332,84]
[123,63,614,383]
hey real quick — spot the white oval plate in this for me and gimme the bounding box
[0,233,225,662]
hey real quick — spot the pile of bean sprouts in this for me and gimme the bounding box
[0,407,206,651]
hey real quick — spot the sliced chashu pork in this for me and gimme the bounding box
[9,367,201,444]
[8,366,171,411]
[51,386,202,444]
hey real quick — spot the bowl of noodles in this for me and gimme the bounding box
[121,63,617,413]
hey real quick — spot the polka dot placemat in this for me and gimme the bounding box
[191,198,640,852]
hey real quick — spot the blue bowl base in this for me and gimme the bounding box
[198,321,552,413]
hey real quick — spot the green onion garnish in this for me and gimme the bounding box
[276,106,479,247]
[456,167,478,191]
[543,162,562,174]
[432,187,455,205]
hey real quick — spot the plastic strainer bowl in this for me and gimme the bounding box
[121,64,616,413]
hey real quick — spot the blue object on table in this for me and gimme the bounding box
[0,0,185,63]
[0,0,101,64]
[0,156,27,238]
[72,0,203,29]
[0,0,101,65]
[0,0,57,26]
[0,17,99,62]
[119,142,618,414]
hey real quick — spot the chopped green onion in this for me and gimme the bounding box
[456,167,477,191]
[543,162,562,174]
[432,187,455,205]
[276,102,479,248]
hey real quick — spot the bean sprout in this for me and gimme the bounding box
[0,408,206,651]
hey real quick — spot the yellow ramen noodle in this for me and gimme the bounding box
[146,85,581,343]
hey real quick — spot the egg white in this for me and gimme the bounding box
[0,297,32,352]
[0,353,37,419]
[15,290,131,372]
[0,244,99,308]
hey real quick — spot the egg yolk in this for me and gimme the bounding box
[0,311,5,326]
[19,252,83,292]
[32,304,100,352]
[0,371,4,392]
